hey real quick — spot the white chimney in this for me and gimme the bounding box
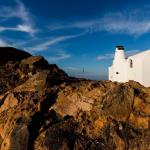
[113,46,126,65]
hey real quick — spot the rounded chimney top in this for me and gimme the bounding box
[116,45,124,50]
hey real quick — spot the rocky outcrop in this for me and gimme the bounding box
[0,47,150,150]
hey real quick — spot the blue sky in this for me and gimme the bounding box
[1,0,150,79]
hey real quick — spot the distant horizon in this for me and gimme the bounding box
[0,0,150,80]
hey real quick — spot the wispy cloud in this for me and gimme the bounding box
[15,0,31,23]
[49,8,150,36]
[0,39,9,46]
[96,50,140,61]
[96,53,113,61]
[100,13,150,36]
[0,0,36,36]
[126,50,141,57]
[0,0,30,23]
[46,51,71,63]
[0,24,36,34]
[48,20,97,31]
[28,32,86,52]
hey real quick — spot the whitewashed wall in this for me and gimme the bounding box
[109,49,150,87]
[109,47,128,82]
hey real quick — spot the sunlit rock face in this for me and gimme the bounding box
[0,47,150,150]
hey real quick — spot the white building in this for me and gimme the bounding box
[109,46,150,87]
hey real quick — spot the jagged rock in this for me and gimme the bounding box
[101,84,134,121]
[0,47,150,150]
[14,71,48,92]
[0,93,18,113]
[52,81,103,118]
[21,56,50,70]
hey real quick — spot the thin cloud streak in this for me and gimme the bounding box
[49,9,150,36]
[15,0,31,23]
[49,20,97,31]
[0,0,36,36]
[0,24,36,34]
[0,0,30,22]
[96,50,140,61]
[46,51,71,63]
[28,32,86,52]
[0,39,9,46]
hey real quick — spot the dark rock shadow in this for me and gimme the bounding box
[27,93,58,150]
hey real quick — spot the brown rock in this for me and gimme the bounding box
[0,93,18,113]
[133,96,150,116]
[101,84,134,121]
[21,56,49,70]
[14,71,47,92]
[0,47,150,150]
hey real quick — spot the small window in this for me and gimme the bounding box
[130,59,133,68]
[116,72,119,74]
